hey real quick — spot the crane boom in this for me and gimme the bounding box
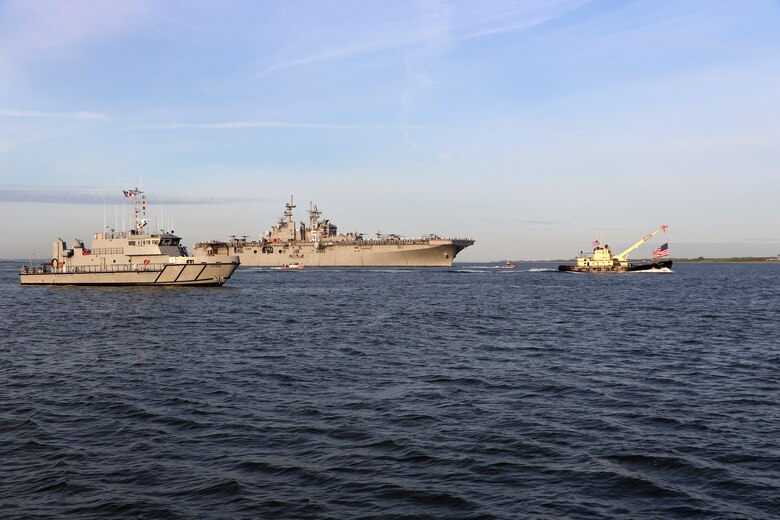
[615,225,668,263]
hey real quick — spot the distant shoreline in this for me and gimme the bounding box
[673,258,780,264]
[486,258,780,264]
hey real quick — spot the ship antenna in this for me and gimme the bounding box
[134,188,141,233]
[285,195,296,224]
[124,187,146,234]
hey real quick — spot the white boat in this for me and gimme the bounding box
[20,187,240,286]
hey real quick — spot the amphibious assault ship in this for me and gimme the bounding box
[20,188,240,286]
[558,225,672,273]
[195,197,475,267]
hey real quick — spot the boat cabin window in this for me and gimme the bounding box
[128,241,136,246]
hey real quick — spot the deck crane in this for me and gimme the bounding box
[614,225,668,267]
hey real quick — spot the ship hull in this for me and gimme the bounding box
[221,239,473,267]
[557,260,672,273]
[20,261,239,286]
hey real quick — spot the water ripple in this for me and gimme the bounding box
[1,262,778,518]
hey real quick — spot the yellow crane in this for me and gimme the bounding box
[614,225,668,266]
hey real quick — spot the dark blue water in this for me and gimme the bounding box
[1,262,778,519]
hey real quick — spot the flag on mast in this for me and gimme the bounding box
[653,243,669,258]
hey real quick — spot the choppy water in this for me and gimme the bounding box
[1,262,778,519]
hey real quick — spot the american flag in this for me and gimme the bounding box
[653,243,669,259]
[123,190,134,197]
[592,240,600,247]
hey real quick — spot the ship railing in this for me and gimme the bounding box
[337,238,429,246]
[65,263,168,274]
[20,263,172,275]
[312,238,432,246]
[20,265,52,275]
[132,263,168,272]
[325,237,475,246]
[225,236,475,247]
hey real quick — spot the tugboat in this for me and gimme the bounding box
[558,225,672,273]
[20,188,240,286]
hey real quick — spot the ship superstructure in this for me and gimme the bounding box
[558,225,672,273]
[20,188,240,286]
[195,196,474,267]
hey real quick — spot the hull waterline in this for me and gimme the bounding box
[20,260,239,286]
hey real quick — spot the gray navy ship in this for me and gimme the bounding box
[195,197,474,267]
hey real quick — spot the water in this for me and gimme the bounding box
[1,262,778,519]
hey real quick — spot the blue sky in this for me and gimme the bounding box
[1,0,778,260]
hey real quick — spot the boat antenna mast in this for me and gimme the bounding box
[614,225,668,264]
[285,195,295,224]
[123,187,147,234]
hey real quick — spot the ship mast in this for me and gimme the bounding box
[308,202,321,241]
[124,187,147,234]
[283,195,297,240]
[285,195,295,225]
[614,225,668,263]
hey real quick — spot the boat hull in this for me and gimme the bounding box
[20,260,239,286]
[557,260,673,273]
[213,239,474,267]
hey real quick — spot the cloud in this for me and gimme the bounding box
[0,0,151,54]
[0,0,153,91]
[155,120,363,130]
[0,185,265,205]
[0,109,109,120]
[260,0,588,74]
[259,38,410,76]
[460,0,590,39]
[151,120,471,131]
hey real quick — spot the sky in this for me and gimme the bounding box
[1,0,778,261]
